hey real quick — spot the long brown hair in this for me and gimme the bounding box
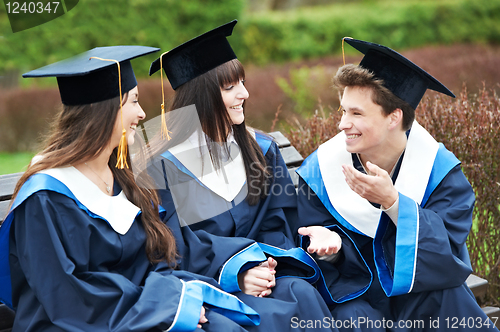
[11,92,177,265]
[150,59,270,205]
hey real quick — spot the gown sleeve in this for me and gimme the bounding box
[374,164,474,296]
[9,191,258,331]
[296,177,373,304]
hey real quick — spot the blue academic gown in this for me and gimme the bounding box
[295,122,499,331]
[0,166,259,332]
[150,131,337,331]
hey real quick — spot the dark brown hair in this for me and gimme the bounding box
[150,59,270,205]
[333,64,415,130]
[11,92,177,265]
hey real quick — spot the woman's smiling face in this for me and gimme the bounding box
[221,79,249,125]
[112,86,145,147]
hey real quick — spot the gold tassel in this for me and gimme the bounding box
[116,128,129,169]
[160,102,171,140]
[160,51,172,140]
[89,56,129,168]
[341,36,352,66]
[337,36,353,112]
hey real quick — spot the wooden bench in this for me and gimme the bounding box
[0,131,498,330]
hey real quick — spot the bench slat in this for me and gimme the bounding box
[280,146,303,168]
[0,173,22,201]
[268,131,291,148]
[467,274,489,301]
[482,307,500,327]
[0,201,11,223]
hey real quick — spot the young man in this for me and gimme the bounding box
[296,38,498,331]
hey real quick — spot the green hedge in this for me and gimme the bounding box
[0,0,246,79]
[233,0,500,64]
[1,0,500,78]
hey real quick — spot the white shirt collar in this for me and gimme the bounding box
[186,130,238,158]
[167,129,246,202]
[39,167,141,235]
[317,121,439,238]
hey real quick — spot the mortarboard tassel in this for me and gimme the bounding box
[337,36,353,113]
[159,51,172,140]
[116,128,129,169]
[160,103,171,140]
[89,56,129,168]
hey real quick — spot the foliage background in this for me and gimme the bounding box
[0,0,246,77]
[1,0,499,304]
[2,0,500,151]
[2,0,500,77]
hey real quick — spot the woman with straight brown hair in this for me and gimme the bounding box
[0,46,259,332]
[145,20,337,331]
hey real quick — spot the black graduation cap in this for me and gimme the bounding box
[149,20,237,90]
[23,46,160,105]
[344,38,455,109]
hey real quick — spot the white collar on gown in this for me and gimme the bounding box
[39,166,141,235]
[167,129,252,202]
[317,121,439,238]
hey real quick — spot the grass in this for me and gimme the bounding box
[0,152,34,175]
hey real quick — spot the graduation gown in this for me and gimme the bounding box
[0,166,259,332]
[296,122,498,331]
[149,131,337,331]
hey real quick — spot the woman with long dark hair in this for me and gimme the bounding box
[145,21,336,331]
[0,46,258,331]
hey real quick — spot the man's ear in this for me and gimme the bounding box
[388,108,403,130]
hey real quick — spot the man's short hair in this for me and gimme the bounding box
[333,64,415,131]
